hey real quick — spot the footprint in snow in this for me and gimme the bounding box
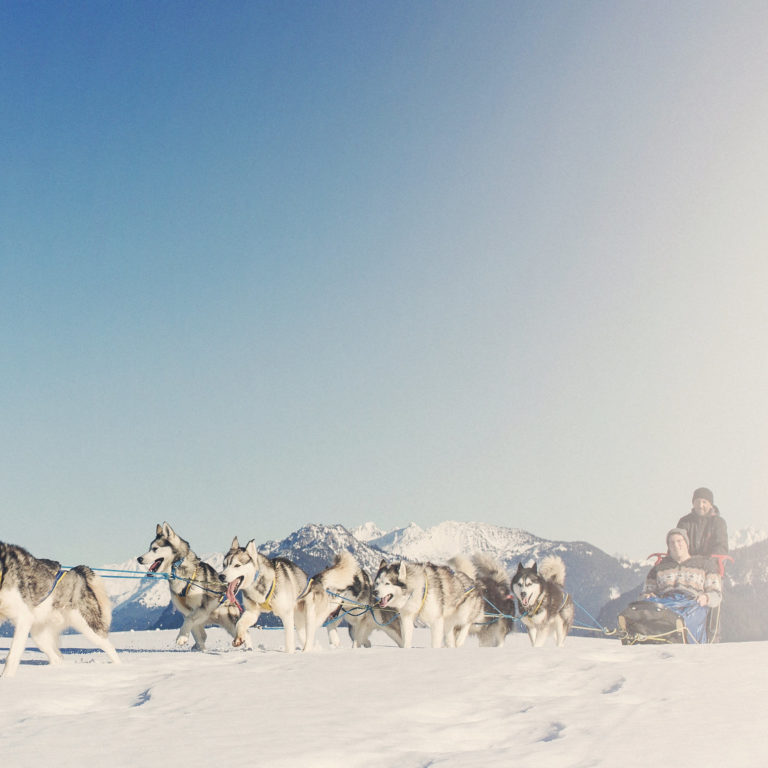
[132,688,152,707]
[540,721,565,742]
[601,676,625,694]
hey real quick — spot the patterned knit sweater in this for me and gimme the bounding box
[644,555,722,607]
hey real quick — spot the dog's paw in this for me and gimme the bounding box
[232,636,245,648]
[176,634,190,647]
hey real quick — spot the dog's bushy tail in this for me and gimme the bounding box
[539,555,566,586]
[471,552,508,587]
[448,554,476,580]
[316,550,360,592]
[471,553,515,618]
[58,566,113,637]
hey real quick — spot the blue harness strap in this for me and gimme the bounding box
[170,560,227,599]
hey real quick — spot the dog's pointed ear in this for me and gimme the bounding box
[245,540,258,561]
[397,561,407,582]
[156,523,163,536]
[514,562,524,575]
[230,536,240,551]
[531,561,538,574]
[163,522,178,542]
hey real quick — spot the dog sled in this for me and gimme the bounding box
[617,553,733,645]
[618,595,708,644]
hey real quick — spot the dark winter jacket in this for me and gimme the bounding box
[677,507,728,557]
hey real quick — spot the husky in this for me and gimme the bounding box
[220,537,311,653]
[137,523,242,651]
[325,568,403,649]
[373,559,484,649]
[302,551,368,652]
[510,556,574,647]
[449,553,516,647]
[0,541,121,678]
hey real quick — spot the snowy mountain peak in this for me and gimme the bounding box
[350,522,391,542]
[367,520,539,563]
[731,527,768,550]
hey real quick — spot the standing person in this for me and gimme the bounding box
[677,487,729,557]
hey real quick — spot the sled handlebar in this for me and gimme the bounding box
[711,554,734,577]
[646,552,666,566]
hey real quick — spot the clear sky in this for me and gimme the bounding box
[2,1,768,565]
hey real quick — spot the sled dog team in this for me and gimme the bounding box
[0,522,574,677]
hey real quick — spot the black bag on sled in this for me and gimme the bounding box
[618,601,684,644]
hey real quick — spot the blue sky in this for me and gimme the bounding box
[2,2,768,565]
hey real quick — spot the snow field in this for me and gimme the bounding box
[1,628,766,768]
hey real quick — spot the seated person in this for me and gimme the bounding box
[622,528,722,643]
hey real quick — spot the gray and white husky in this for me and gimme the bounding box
[449,553,516,647]
[373,559,484,649]
[302,551,369,652]
[0,541,121,678]
[510,556,574,647]
[137,523,242,651]
[220,537,311,653]
[325,568,403,649]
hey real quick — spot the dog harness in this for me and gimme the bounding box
[521,590,571,620]
[179,565,198,598]
[170,560,200,599]
[296,577,314,602]
[37,569,67,606]
[258,575,277,612]
[524,593,546,618]
[417,579,429,614]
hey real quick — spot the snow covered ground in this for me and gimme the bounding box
[1,628,766,768]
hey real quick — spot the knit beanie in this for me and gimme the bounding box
[692,487,714,505]
[667,527,690,550]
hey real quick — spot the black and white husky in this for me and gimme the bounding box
[302,551,369,651]
[220,537,311,653]
[373,559,484,649]
[325,568,403,649]
[0,541,121,678]
[449,553,516,647]
[137,523,242,651]
[510,556,574,647]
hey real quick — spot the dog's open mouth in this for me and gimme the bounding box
[378,594,393,608]
[226,577,244,605]
[148,558,164,573]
